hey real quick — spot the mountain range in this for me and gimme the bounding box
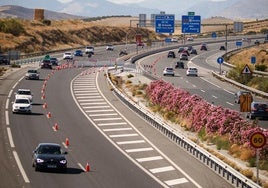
[0,0,267,20]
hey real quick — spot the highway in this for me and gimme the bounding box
[0,39,264,187]
[138,40,267,129]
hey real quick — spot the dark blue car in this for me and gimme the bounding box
[74,50,83,56]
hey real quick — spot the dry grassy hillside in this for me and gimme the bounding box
[0,16,267,54]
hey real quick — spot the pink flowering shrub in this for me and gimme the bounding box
[146,80,268,159]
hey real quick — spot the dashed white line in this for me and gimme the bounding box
[150,166,175,173]
[165,178,188,186]
[93,117,122,121]
[200,89,205,93]
[117,140,145,145]
[103,128,132,132]
[81,102,107,105]
[82,105,110,109]
[226,102,234,106]
[136,156,163,162]
[86,109,114,113]
[212,95,218,99]
[7,127,14,147]
[89,113,118,117]
[5,98,9,109]
[109,133,138,138]
[5,111,10,126]
[125,147,153,153]
[78,99,104,102]
[98,122,127,126]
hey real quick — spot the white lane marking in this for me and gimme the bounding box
[74,90,98,93]
[212,95,218,99]
[8,89,13,98]
[117,140,145,145]
[82,105,110,109]
[86,109,114,113]
[226,102,234,106]
[75,93,99,96]
[73,87,97,90]
[98,122,127,126]
[224,89,235,95]
[103,128,132,132]
[5,98,9,109]
[77,96,102,99]
[126,147,153,153]
[77,163,86,172]
[78,99,104,102]
[89,113,118,117]
[93,117,122,121]
[81,102,107,105]
[200,77,221,88]
[165,178,188,186]
[192,84,196,88]
[200,89,205,93]
[13,151,30,183]
[5,111,10,126]
[7,127,15,148]
[110,133,138,138]
[136,156,163,162]
[150,166,175,174]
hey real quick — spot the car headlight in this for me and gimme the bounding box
[36,158,44,163]
[60,160,67,164]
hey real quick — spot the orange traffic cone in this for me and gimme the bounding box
[85,162,90,172]
[65,138,69,146]
[47,112,51,118]
[43,103,47,109]
[54,123,59,130]
[41,94,46,100]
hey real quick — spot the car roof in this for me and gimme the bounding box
[38,143,61,147]
[18,89,31,91]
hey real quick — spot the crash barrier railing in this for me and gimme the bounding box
[106,67,261,188]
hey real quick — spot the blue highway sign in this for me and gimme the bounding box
[182,15,201,34]
[155,14,175,33]
[217,57,224,64]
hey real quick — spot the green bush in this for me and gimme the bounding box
[0,19,25,36]
[255,64,267,71]
[42,19,51,26]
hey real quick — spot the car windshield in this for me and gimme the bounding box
[38,145,61,155]
[65,53,71,55]
[50,58,57,61]
[15,99,30,104]
[28,70,37,73]
[17,90,31,95]
[253,103,268,110]
[166,68,173,71]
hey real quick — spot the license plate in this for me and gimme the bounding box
[47,165,57,168]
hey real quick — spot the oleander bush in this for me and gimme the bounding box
[145,80,268,163]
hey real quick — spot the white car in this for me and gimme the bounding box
[12,98,32,114]
[187,37,194,41]
[186,67,198,76]
[15,89,33,103]
[163,67,175,76]
[63,52,73,59]
[106,44,114,51]
[85,46,94,54]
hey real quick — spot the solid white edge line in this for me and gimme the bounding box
[71,72,170,187]
[7,127,15,148]
[13,151,30,183]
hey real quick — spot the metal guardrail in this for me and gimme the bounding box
[106,67,261,188]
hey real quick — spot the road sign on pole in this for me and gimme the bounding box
[155,14,175,33]
[241,64,252,74]
[251,56,256,64]
[182,15,201,34]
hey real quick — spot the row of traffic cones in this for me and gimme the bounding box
[41,70,91,172]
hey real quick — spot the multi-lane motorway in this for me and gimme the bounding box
[0,40,265,188]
